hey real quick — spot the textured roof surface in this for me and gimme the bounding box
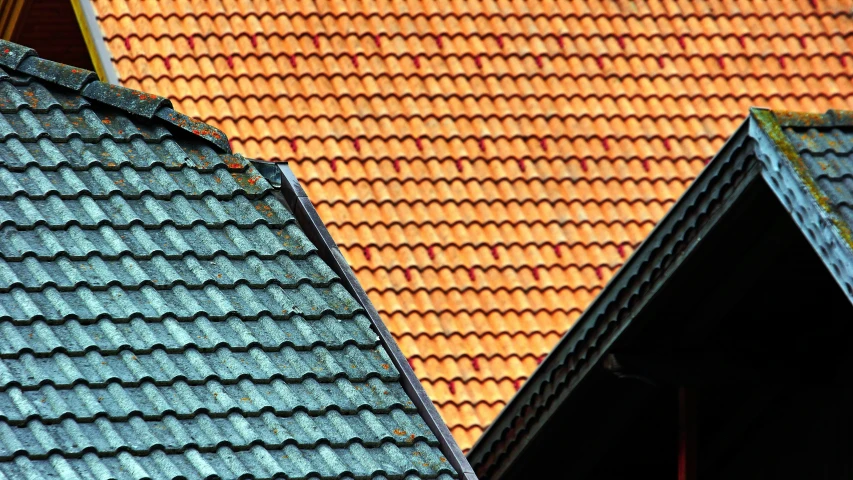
[0,41,456,479]
[468,107,853,478]
[89,0,853,449]
[777,110,853,224]
[758,108,853,265]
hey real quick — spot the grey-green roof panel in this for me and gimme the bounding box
[0,40,457,480]
[777,113,853,232]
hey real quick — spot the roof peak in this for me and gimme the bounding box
[0,39,231,153]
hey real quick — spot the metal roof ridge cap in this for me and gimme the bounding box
[468,116,757,476]
[276,162,476,480]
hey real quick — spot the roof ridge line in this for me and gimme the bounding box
[752,107,853,129]
[0,39,231,154]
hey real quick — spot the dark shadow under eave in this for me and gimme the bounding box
[497,175,853,480]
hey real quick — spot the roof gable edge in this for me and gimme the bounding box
[750,109,853,306]
[468,118,759,479]
[69,0,119,85]
[275,162,474,480]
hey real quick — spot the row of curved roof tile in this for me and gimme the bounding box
[92,0,853,450]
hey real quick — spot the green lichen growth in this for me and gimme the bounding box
[753,109,853,251]
[773,110,828,128]
[753,109,831,212]
[832,217,853,251]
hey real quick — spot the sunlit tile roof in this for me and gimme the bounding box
[90,0,853,449]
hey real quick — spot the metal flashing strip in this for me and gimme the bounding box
[469,120,761,480]
[248,159,282,187]
[70,0,118,84]
[276,163,477,480]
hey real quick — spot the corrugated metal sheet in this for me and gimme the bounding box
[0,46,456,479]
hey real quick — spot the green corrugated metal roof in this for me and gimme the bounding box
[0,39,457,480]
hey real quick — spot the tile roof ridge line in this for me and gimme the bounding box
[274,161,478,480]
[751,106,853,128]
[0,39,231,154]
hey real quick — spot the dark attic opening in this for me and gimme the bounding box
[505,170,853,480]
[3,0,95,71]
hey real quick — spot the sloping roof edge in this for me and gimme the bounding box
[270,160,478,480]
[470,108,853,478]
[468,116,761,479]
[0,37,470,478]
[0,39,219,148]
[750,109,853,307]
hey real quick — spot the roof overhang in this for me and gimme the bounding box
[470,108,853,478]
[0,0,31,41]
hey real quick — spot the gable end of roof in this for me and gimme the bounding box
[471,108,853,479]
[469,118,761,479]
[750,108,853,304]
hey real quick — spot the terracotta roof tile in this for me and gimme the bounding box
[92,0,853,450]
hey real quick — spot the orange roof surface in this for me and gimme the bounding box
[90,0,853,450]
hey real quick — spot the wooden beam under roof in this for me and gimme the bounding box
[0,0,32,41]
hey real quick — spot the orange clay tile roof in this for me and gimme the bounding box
[90,0,853,450]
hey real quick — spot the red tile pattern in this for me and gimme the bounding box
[92,0,853,450]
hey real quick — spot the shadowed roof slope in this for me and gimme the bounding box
[88,0,853,449]
[468,107,853,478]
[0,39,461,480]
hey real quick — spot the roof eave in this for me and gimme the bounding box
[276,162,478,480]
[468,117,761,480]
